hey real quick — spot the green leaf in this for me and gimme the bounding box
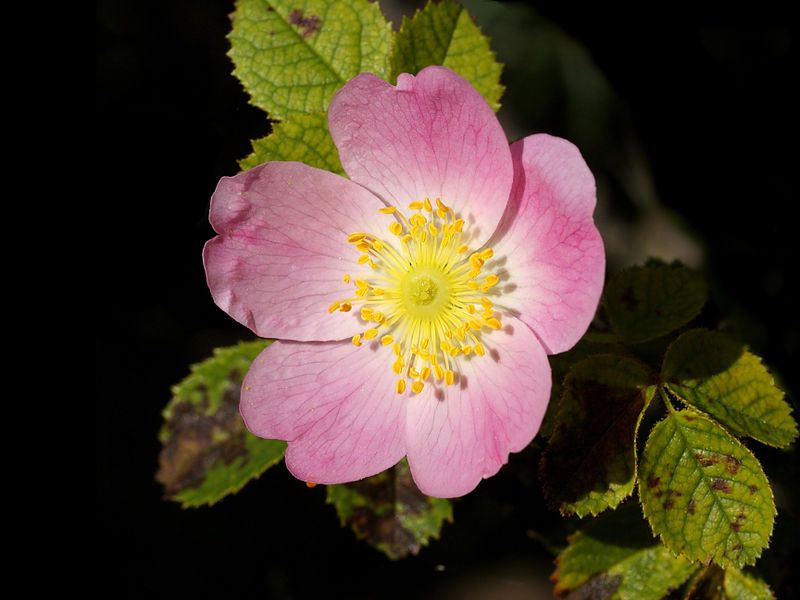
[553,504,697,599]
[540,355,655,517]
[724,568,775,600]
[604,262,708,343]
[229,0,393,120]
[239,112,343,174]
[663,329,797,448]
[156,340,286,508]
[639,408,775,568]
[326,459,452,560]
[389,0,504,111]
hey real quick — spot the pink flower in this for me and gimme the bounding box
[204,67,604,498]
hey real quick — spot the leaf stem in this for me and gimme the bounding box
[659,386,675,413]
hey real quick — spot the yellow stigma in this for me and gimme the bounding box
[328,200,504,395]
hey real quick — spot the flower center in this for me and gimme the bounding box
[401,268,448,317]
[328,197,503,395]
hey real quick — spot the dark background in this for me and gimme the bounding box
[97,1,798,597]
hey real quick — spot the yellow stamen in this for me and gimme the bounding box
[484,274,500,287]
[330,199,508,393]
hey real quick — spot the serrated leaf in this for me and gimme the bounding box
[229,0,392,120]
[156,340,286,508]
[540,355,655,517]
[663,329,797,448]
[639,408,775,569]
[724,568,774,600]
[326,459,452,560]
[239,112,343,174]
[604,263,708,343]
[389,0,504,111]
[553,504,697,599]
[683,565,774,600]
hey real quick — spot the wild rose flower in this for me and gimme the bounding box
[204,66,604,498]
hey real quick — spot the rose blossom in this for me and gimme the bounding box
[204,66,604,497]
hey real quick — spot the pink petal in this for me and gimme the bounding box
[241,340,406,484]
[329,66,513,245]
[203,162,387,341]
[490,134,605,355]
[405,318,550,498]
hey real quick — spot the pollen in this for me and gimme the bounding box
[327,198,505,395]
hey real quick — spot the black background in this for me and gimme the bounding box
[97,2,798,597]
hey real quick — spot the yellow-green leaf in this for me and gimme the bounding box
[156,340,286,508]
[553,504,697,599]
[229,0,393,120]
[389,0,504,111]
[724,567,774,600]
[604,262,708,343]
[639,409,775,569]
[326,459,452,560]
[663,329,797,448]
[239,112,343,174]
[540,355,655,517]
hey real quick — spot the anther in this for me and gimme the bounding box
[412,381,424,394]
[347,233,366,243]
[379,206,396,214]
[328,300,341,313]
[352,334,362,347]
[445,371,455,386]
[423,198,433,212]
[380,335,394,346]
[396,379,406,394]
[389,222,403,235]
[409,201,423,210]
[364,328,378,340]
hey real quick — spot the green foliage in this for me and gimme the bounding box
[663,329,797,448]
[229,0,393,120]
[239,112,344,174]
[604,262,708,343]
[723,567,775,600]
[540,355,654,517]
[326,459,452,560]
[156,341,286,508]
[553,504,696,599]
[639,408,775,569]
[389,0,504,110]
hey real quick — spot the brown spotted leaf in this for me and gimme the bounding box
[156,341,286,508]
[541,355,655,517]
[326,459,452,560]
[604,262,707,344]
[554,504,697,599]
[663,329,797,448]
[229,0,393,120]
[639,408,775,568]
